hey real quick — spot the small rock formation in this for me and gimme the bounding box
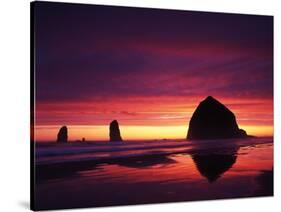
[57,126,68,143]
[187,96,247,140]
[109,120,123,142]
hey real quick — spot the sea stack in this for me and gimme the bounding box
[57,126,68,143]
[109,120,123,142]
[187,96,247,140]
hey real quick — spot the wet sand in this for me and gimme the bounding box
[34,138,273,210]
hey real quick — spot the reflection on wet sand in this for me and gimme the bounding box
[114,155,177,168]
[255,168,273,196]
[191,147,239,183]
[35,142,273,210]
[36,154,177,182]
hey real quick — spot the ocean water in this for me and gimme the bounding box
[34,137,273,210]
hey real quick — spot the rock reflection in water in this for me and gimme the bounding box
[191,147,239,183]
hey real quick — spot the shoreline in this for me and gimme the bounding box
[35,138,273,167]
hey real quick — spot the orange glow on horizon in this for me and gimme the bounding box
[34,95,273,142]
[34,124,273,142]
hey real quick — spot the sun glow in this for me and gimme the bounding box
[34,95,273,142]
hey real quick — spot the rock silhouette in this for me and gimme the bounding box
[109,120,123,141]
[187,96,247,140]
[191,147,239,183]
[57,126,68,143]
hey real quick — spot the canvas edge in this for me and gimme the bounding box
[30,1,36,211]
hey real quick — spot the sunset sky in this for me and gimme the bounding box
[34,2,273,141]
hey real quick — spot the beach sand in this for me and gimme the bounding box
[34,137,273,210]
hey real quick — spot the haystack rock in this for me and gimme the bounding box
[187,96,247,140]
[109,120,123,142]
[57,126,68,143]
